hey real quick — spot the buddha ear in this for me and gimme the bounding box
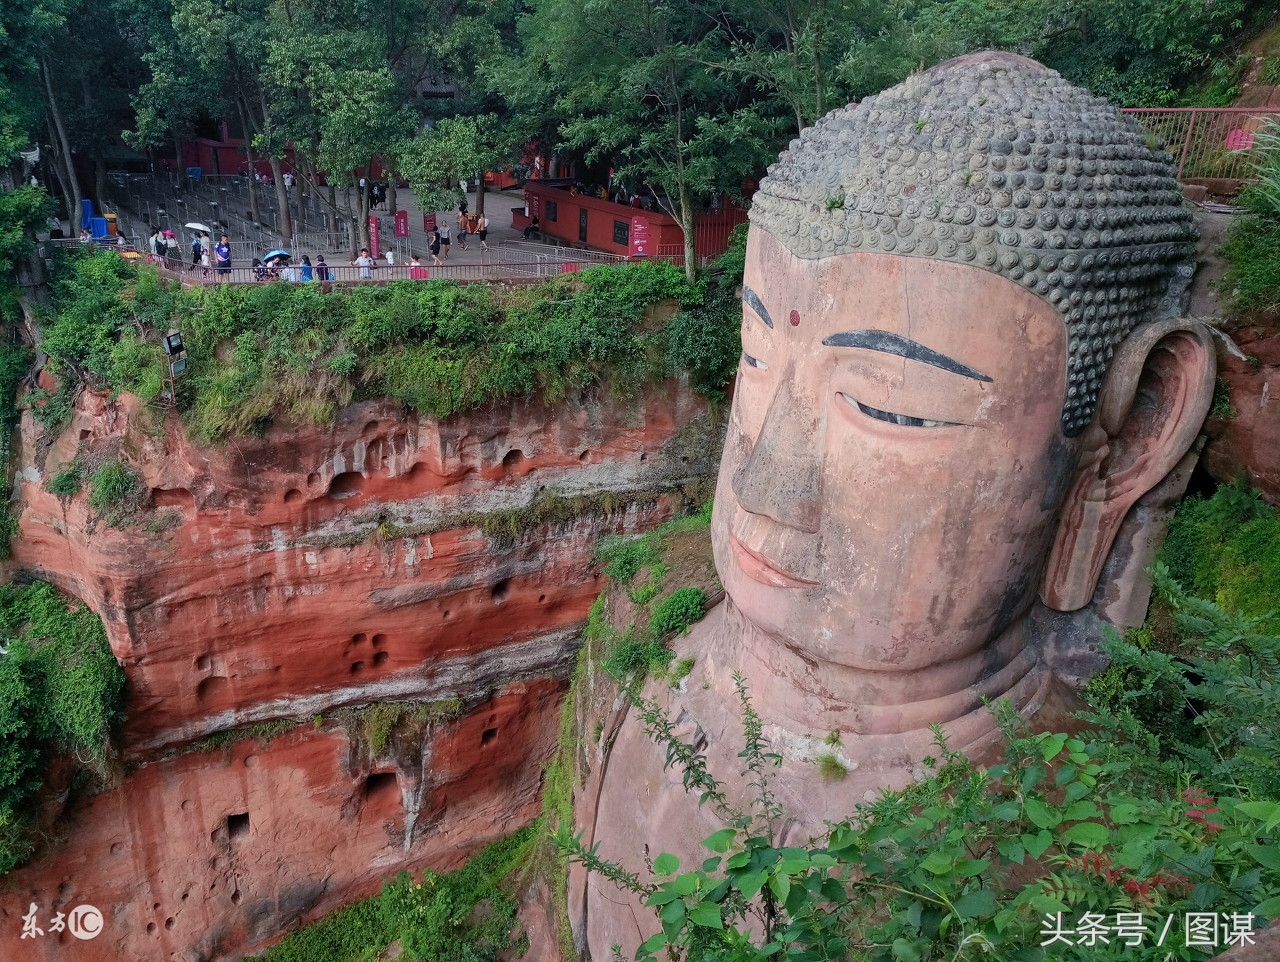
[1041,318,1216,612]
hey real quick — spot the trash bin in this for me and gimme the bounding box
[90,217,109,238]
[186,167,203,182]
[104,213,118,237]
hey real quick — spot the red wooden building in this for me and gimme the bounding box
[515,183,747,262]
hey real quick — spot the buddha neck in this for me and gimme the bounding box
[706,599,1040,737]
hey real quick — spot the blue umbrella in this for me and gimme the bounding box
[263,249,291,262]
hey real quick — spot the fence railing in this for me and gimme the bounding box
[1122,107,1280,181]
[48,240,618,287]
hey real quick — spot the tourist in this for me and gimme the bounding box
[315,255,330,281]
[190,233,202,266]
[427,229,442,266]
[351,248,376,279]
[522,215,540,241]
[149,228,164,262]
[214,234,232,280]
[165,232,179,261]
[476,213,489,252]
[409,254,428,279]
[456,214,469,251]
[282,171,294,192]
[438,219,451,258]
[299,255,314,282]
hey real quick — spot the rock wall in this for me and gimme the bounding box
[1,377,721,960]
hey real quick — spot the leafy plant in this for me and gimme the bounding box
[258,827,533,962]
[46,459,85,499]
[39,249,732,445]
[649,587,708,637]
[87,459,147,527]
[0,582,125,875]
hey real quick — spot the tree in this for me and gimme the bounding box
[501,0,775,281]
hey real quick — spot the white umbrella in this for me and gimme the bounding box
[184,221,211,232]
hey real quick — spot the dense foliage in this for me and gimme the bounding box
[255,826,532,962]
[559,482,1280,961]
[36,248,742,442]
[592,499,715,682]
[0,581,125,874]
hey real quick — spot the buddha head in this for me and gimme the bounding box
[712,53,1215,700]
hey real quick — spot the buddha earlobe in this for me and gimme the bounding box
[1041,319,1217,612]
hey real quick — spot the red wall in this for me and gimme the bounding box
[522,185,745,260]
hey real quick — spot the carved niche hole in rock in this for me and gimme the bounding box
[147,922,157,935]
[352,632,367,646]
[364,771,400,805]
[350,661,365,675]
[165,917,175,930]
[579,449,590,461]
[371,633,386,648]
[230,889,242,906]
[79,429,91,441]
[482,727,499,746]
[327,472,365,499]
[195,654,212,672]
[227,812,250,843]
[196,676,229,705]
[538,594,546,604]
[491,579,511,604]
[502,449,525,468]
[373,651,389,666]
[363,420,380,435]
[307,471,321,488]
[639,452,648,461]
[442,609,452,620]
[283,488,302,504]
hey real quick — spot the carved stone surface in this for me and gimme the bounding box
[577,53,1217,961]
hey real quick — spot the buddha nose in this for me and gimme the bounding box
[731,371,823,534]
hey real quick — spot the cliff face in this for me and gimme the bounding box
[1,378,721,960]
[1203,321,1280,503]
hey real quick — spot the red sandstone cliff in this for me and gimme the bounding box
[1,378,721,960]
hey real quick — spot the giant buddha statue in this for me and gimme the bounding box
[573,52,1216,958]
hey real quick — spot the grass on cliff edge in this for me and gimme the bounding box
[35,232,746,443]
[0,581,125,875]
[254,826,533,962]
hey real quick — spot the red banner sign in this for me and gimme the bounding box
[423,213,438,232]
[394,210,409,237]
[629,216,651,258]
[369,215,381,258]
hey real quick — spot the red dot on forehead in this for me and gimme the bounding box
[789,310,800,327]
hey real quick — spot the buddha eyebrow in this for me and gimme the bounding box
[821,330,993,382]
[741,286,774,328]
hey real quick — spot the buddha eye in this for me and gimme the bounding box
[742,352,769,371]
[839,393,955,428]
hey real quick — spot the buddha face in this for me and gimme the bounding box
[712,227,1080,675]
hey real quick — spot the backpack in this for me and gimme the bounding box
[191,237,201,256]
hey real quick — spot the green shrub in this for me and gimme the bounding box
[40,249,730,444]
[815,752,847,780]
[595,533,662,585]
[257,827,532,962]
[87,460,147,526]
[0,582,125,874]
[46,460,84,499]
[602,631,671,680]
[648,587,707,637]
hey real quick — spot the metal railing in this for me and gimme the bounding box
[49,240,618,287]
[1123,107,1280,181]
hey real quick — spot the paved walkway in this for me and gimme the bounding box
[75,179,621,285]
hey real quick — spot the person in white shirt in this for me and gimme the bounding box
[385,249,396,267]
[350,248,376,280]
